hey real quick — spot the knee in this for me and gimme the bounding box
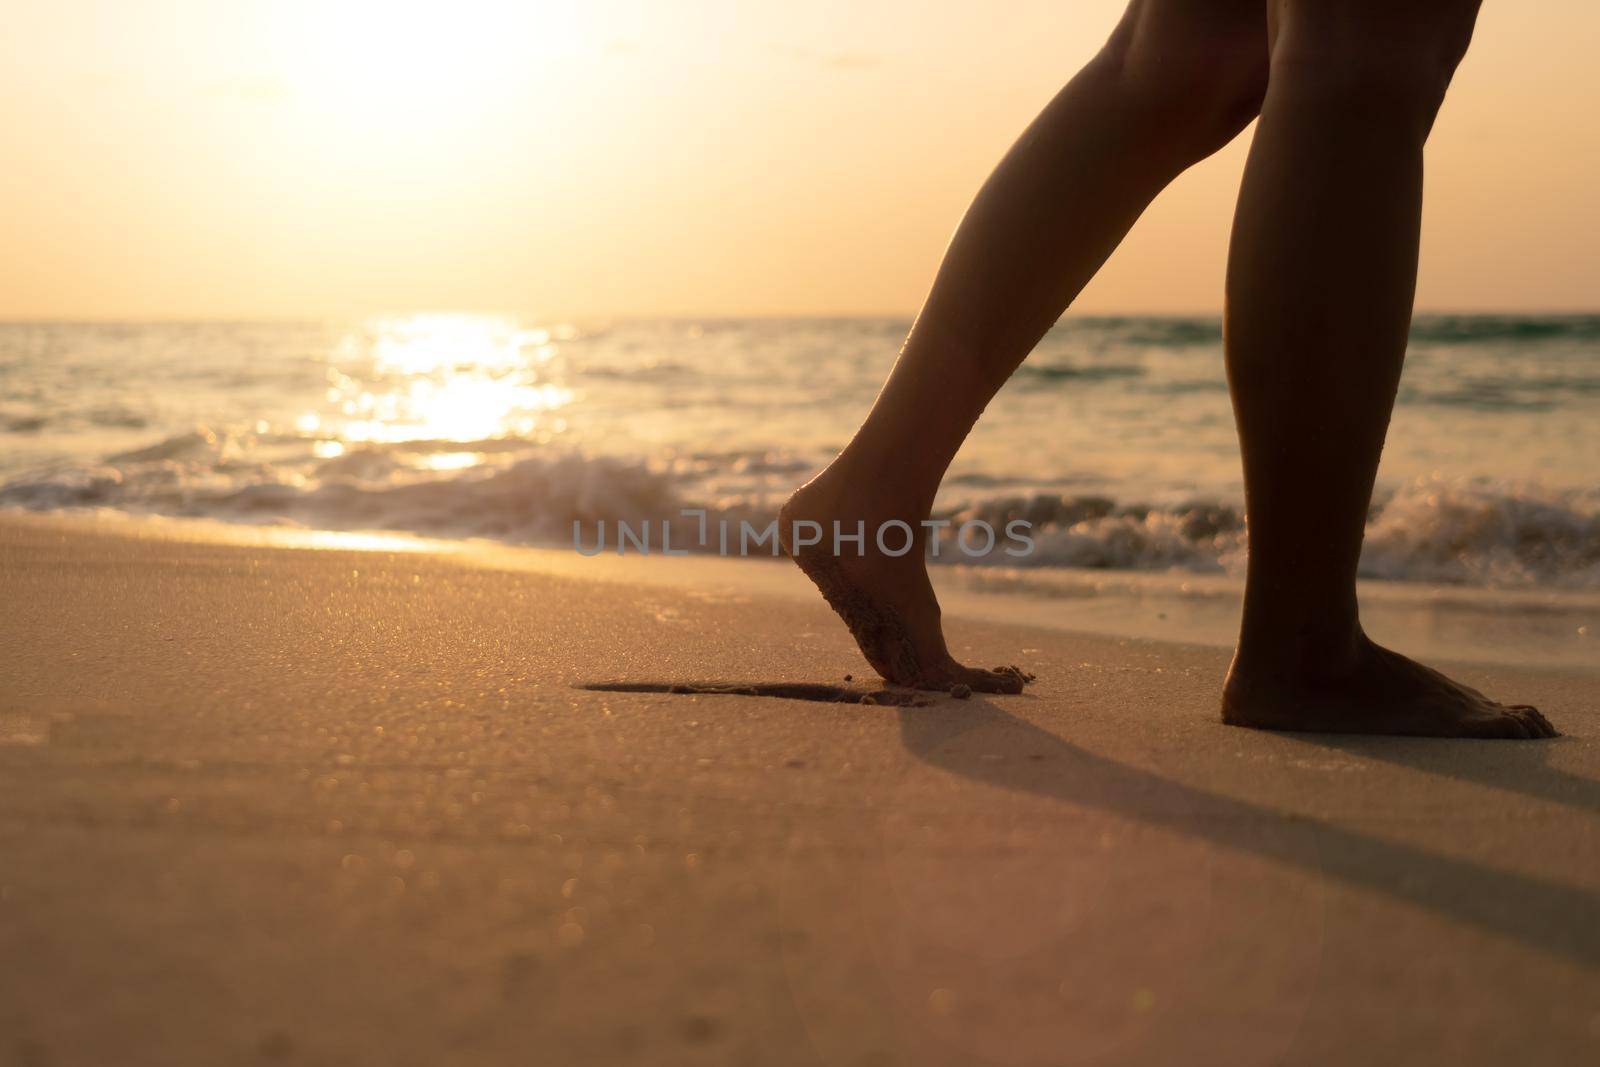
[1099,1,1270,160]
[1269,0,1482,132]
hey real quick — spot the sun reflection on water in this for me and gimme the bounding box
[305,314,574,462]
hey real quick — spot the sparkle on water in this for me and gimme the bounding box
[309,313,574,456]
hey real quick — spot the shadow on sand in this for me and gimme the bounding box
[1292,731,1600,818]
[896,697,1600,971]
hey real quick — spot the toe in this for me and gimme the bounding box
[1517,706,1559,738]
[956,664,1026,695]
[1512,707,1556,739]
[1484,710,1531,739]
[1505,704,1552,739]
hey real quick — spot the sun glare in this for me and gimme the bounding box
[311,314,574,450]
[279,1,591,134]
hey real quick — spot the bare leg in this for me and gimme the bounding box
[1221,0,1555,737]
[783,0,1268,691]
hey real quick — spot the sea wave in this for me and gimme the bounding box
[953,481,1600,587]
[1015,363,1145,383]
[1048,314,1600,347]
[0,433,688,545]
[3,430,1597,589]
[1407,314,1600,345]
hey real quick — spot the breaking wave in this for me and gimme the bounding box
[3,429,1597,589]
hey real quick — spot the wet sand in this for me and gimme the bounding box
[1,512,1597,1066]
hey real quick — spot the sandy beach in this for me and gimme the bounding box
[7,0,1600,1061]
[0,511,1595,1066]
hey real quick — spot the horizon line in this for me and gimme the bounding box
[2,307,1598,326]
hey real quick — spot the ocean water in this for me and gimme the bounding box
[2,314,1598,589]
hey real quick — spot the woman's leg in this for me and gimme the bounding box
[1222,0,1555,737]
[783,0,1268,692]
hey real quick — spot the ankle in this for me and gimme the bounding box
[1234,614,1368,681]
[808,448,937,522]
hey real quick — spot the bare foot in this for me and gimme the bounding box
[1223,634,1557,738]
[778,472,1029,695]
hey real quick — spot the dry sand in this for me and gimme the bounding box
[1,513,1597,1066]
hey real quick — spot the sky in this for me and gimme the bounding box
[2,0,1597,319]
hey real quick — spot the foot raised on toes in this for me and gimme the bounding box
[778,480,1030,695]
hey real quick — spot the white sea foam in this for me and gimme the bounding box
[4,432,1597,589]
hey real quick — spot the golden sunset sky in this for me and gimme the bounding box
[3,0,1596,319]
